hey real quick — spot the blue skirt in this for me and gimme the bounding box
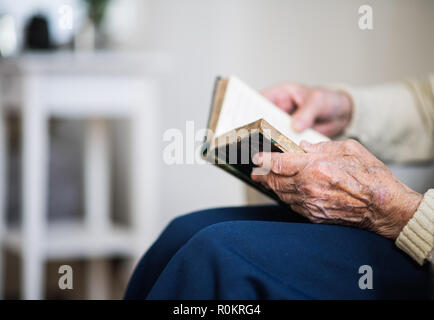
[125,205,431,299]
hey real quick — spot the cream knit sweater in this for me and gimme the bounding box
[339,75,434,265]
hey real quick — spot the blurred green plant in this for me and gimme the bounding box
[82,0,111,28]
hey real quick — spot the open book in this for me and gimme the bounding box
[202,76,329,202]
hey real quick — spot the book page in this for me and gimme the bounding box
[214,76,329,145]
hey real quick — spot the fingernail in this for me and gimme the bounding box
[252,153,263,165]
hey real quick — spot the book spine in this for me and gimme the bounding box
[202,76,222,158]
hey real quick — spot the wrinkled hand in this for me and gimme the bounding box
[262,84,353,137]
[251,139,423,239]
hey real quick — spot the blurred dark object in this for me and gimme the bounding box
[24,14,53,50]
[83,0,111,28]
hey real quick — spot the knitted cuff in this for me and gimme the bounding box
[395,189,434,265]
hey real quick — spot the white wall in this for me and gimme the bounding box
[136,0,434,226]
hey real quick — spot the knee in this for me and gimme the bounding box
[183,221,242,253]
[164,214,192,235]
[163,207,241,238]
[163,210,207,236]
[163,209,209,236]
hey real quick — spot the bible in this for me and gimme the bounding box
[202,76,328,202]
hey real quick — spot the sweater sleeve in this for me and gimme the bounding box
[337,75,434,163]
[395,189,434,265]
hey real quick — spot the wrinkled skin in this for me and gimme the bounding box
[251,140,423,240]
[256,83,423,239]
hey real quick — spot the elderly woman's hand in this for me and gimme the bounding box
[261,84,353,137]
[251,139,423,239]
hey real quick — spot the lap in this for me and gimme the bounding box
[125,205,431,299]
[125,205,305,299]
[147,219,431,299]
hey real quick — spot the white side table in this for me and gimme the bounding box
[0,52,166,299]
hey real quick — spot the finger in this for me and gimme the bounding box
[252,152,273,175]
[312,121,340,137]
[261,84,305,114]
[299,140,312,152]
[260,181,271,190]
[299,140,338,154]
[291,95,321,132]
[252,174,271,190]
[263,89,295,113]
[261,86,280,100]
[250,172,271,189]
[251,153,275,183]
[251,170,268,184]
[267,174,299,193]
[265,152,308,176]
[252,170,299,193]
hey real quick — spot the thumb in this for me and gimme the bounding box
[291,98,320,132]
[300,140,332,153]
[300,140,321,153]
[299,140,312,152]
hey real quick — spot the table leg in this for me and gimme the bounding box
[83,119,111,299]
[0,99,6,299]
[21,83,48,299]
[84,119,111,234]
[86,258,111,300]
[130,82,160,256]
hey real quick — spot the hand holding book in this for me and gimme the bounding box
[250,139,423,240]
[203,76,330,202]
[262,83,353,137]
[203,76,423,241]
